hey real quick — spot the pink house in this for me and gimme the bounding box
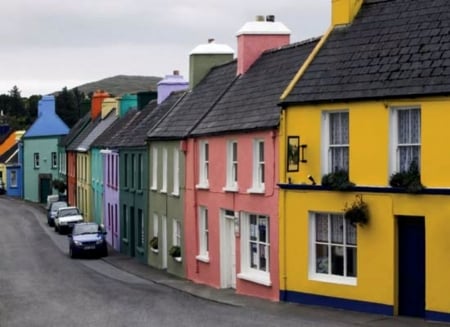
[184,16,318,300]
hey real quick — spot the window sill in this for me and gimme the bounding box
[150,187,158,192]
[247,187,265,194]
[237,272,271,287]
[196,183,209,190]
[150,247,159,254]
[171,191,180,197]
[173,256,182,263]
[195,254,210,263]
[160,189,167,194]
[136,190,143,194]
[308,272,357,286]
[222,185,238,193]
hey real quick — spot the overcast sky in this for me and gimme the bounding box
[0,0,331,97]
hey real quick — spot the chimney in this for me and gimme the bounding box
[236,15,291,75]
[91,90,109,120]
[37,95,56,117]
[101,97,118,118]
[157,70,189,104]
[118,93,138,117]
[189,38,234,89]
[332,0,363,26]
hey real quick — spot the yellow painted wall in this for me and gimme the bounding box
[280,97,450,314]
[331,0,363,26]
[77,152,92,222]
[101,97,118,119]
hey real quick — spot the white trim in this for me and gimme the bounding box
[172,148,179,196]
[237,272,271,286]
[161,147,168,193]
[248,139,265,193]
[195,254,210,263]
[151,146,158,191]
[198,141,209,187]
[225,140,238,190]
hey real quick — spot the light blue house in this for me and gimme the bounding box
[22,95,69,203]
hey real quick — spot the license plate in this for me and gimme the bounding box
[84,246,95,250]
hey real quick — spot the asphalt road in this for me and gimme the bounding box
[0,197,447,327]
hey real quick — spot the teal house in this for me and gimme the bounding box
[23,95,69,203]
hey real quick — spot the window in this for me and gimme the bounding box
[123,204,128,240]
[224,141,238,191]
[197,206,209,262]
[151,146,158,190]
[323,111,349,173]
[248,140,265,193]
[124,154,128,188]
[309,213,357,285]
[153,213,159,237]
[161,148,168,193]
[197,141,209,188]
[138,154,143,190]
[10,170,17,187]
[51,152,57,169]
[173,219,181,247]
[391,107,421,173]
[137,209,144,247]
[131,154,135,189]
[172,148,179,196]
[34,153,40,168]
[238,213,271,286]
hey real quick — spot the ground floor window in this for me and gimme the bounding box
[238,212,270,285]
[310,212,357,284]
[138,209,144,247]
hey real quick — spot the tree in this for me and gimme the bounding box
[56,87,88,127]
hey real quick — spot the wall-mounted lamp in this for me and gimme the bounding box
[308,175,316,185]
[300,144,308,163]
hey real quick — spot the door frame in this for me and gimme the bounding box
[220,209,236,289]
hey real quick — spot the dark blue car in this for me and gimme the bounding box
[68,222,108,258]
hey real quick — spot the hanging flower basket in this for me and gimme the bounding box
[344,194,369,226]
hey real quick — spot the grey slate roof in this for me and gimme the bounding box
[191,39,319,136]
[60,113,91,148]
[0,143,18,164]
[76,109,118,152]
[283,0,450,104]
[67,116,101,151]
[147,60,238,140]
[91,108,139,149]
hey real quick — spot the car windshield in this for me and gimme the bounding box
[52,202,67,211]
[60,208,79,217]
[73,224,100,235]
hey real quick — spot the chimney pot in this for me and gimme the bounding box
[266,15,275,22]
[255,15,265,22]
[208,38,215,43]
[173,70,179,75]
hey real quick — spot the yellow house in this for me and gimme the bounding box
[278,0,450,322]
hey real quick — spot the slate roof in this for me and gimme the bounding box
[282,0,450,104]
[0,143,18,164]
[191,39,319,136]
[67,116,101,151]
[59,113,91,148]
[147,60,238,140]
[91,108,139,149]
[24,110,69,138]
[76,109,118,152]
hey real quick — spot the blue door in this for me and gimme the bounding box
[398,216,425,317]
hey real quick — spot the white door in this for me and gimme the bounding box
[220,210,236,289]
[162,215,168,269]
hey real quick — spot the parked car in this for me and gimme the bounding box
[68,222,108,258]
[54,206,83,234]
[47,200,68,226]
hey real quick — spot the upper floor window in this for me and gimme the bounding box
[248,139,265,193]
[34,153,40,169]
[322,111,349,173]
[391,107,421,173]
[138,154,143,190]
[172,148,179,196]
[151,146,158,191]
[309,212,357,285]
[197,206,209,262]
[225,140,238,191]
[161,148,168,193]
[124,154,128,188]
[131,154,135,189]
[197,141,209,188]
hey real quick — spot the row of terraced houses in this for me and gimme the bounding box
[2,0,450,322]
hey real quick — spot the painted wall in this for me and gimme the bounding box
[6,165,21,197]
[279,98,450,318]
[103,151,120,251]
[148,141,185,277]
[23,137,61,202]
[76,152,91,221]
[67,151,77,206]
[91,148,103,225]
[184,131,280,301]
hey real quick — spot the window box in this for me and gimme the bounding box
[169,245,182,262]
[389,160,424,193]
[149,236,158,252]
[321,170,354,191]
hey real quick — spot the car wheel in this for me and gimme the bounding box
[69,247,76,259]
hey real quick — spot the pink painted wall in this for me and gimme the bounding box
[184,130,280,301]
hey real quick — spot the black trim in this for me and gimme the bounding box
[278,183,450,195]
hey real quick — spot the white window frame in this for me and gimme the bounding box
[151,146,158,191]
[224,140,238,192]
[172,148,180,196]
[196,206,209,262]
[247,139,265,194]
[34,153,40,168]
[153,213,159,237]
[308,212,357,286]
[321,111,349,175]
[238,212,271,286]
[161,147,168,193]
[173,219,181,247]
[389,106,421,175]
[196,141,209,189]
